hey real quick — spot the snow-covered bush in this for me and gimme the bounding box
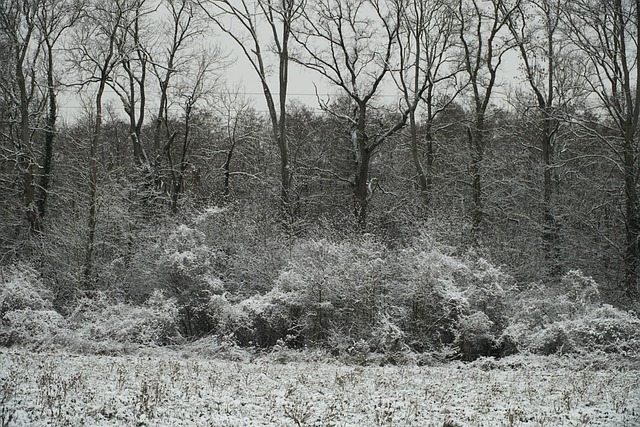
[231,288,304,347]
[388,244,470,351]
[0,264,53,317]
[560,270,600,306]
[2,310,66,345]
[71,290,181,346]
[275,237,392,346]
[154,224,226,337]
[0,264,62,346]
[464,258,513,331]
[506,270,601,335]
[525,305,640,355]
[369,315,407,354]
[526,323,573,355]
[506,271,640,355]
[454,312,496,361]
[273,236,478,355]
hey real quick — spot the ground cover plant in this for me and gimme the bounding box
[0,349,638,427]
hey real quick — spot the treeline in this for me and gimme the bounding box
[0,0,638,335]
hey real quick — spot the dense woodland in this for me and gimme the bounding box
[1,0,640,361]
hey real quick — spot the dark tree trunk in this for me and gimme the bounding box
[83,82,106,291]
[541,111,559,275]
[353,146,372,230]
[409,109,429,204]
[222,145,235,199]
[37,43,57,221]
[623,136,639,297]
[469,113,485,235]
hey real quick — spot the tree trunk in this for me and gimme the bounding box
[409,109,429,204]
[623,136,639,297]
[16,48,38,231]
[222,144,235,199]
[541,111,559,275]
[351,103,372,230]
[353,121,373,231]
[171,102,194,212]
[353,145,371,230]
[470,113,485,235]
[425,124,435,203]
[83,83,105,291]
[37,43,56,221]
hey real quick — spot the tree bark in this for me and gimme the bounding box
[470,113,485,235]
[37,41,56,221]
[623,136,639,297]
[83,82,105,291]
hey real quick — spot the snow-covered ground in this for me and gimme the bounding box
[1,349,639,426]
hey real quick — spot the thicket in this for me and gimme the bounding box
[2,210,639,363]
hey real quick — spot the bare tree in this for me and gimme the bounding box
[0,0,43,231]
[168,49,224,211]
[36,0,82,220]
[455,0,520,237]
[504,0,585,273]
[293,0,406,229]
[392,0,461,207]
[70,0,136,290]
[150,0,206,177]
[108,0,156,167]
[198,0,305,219]
[564,0,640,297]
[215,84,255,201]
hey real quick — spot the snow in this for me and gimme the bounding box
[1,349,639,426]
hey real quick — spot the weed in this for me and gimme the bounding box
[283,397,314,426]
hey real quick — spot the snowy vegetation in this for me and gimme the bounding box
[1,349,638,426]
[2,218,640,363]
[2,0,640,424]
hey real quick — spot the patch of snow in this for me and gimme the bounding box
[0,350,638,426]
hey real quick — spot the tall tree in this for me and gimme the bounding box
[293,0,406,229]
[215,84,255,201]
[392,0,460,207]
[504,0,585,274]
[0,0,42,231]
[168,50,223,211]
[564,0,640,297]
[199,0,305,220]
[109,0,154,167]
[70,0,135,290]
[36,0,82,220]
[151,0,206,182]
[455,0,520,237]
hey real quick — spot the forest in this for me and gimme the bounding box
[1,0,640,366]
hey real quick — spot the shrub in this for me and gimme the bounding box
[274,236,481,353]
[275,237,391,345]
[560,270,600,306]
[0,264,61,347]
[558,305,640,355]
[151,224,227,337]
[507,275,640,356]
[0,264,53,317]
[464,258,513,331]
[388,245,470,351]
[527,323,574,355]
[454,312,496,361]
[231,288,304,347]
[2,310,67,346]
[369,315,408,353]
[70,290,181,346]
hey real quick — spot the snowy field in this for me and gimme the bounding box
[1,349,639,426]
